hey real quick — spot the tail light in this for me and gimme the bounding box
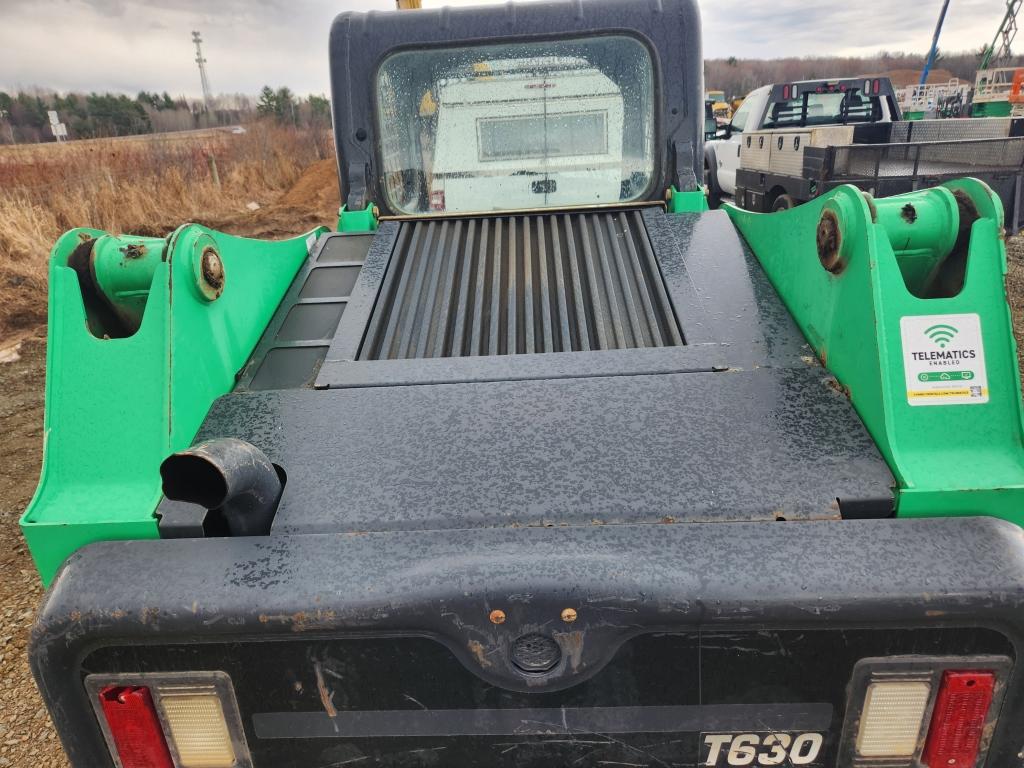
[429,189,445,211]
[841,657,1008,768]
[89,672,251,768]
[856,680,932,757]
[921,671,996,768]
[98,686,175,768]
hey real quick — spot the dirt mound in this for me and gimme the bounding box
[278,158,341,212]
[882,68,959,88]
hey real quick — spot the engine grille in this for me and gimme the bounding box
[358,209,683,360]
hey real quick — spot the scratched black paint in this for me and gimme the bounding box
[81,629,1012,767]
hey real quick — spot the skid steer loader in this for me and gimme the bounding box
[24,0,1024,766]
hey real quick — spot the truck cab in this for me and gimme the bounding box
[707,79,900,201]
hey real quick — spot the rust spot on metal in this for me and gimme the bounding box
[120,243,147,260]
[817,209,845,274]
[257,610,336,631]
[554,630,585,672]
[561,607,578,623]
[824,376,850,398]
[489,609,506,625]
[313,661,337,718]
[467,639,492,668]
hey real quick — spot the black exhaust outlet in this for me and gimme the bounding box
[160,438,283,537]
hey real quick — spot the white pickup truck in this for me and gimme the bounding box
[705,77,1024,229]
[705,78,900,209]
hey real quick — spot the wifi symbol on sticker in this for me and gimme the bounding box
[925,324,959,348]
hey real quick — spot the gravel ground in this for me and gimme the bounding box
[1,233,1024,768]
[0,334,65,767]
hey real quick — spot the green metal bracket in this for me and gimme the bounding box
[337,203,380,233]
[21,223,326,585]
[667,185,710,213]
[726,180,1024,525]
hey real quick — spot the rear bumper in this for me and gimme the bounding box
[32,517,1024,767]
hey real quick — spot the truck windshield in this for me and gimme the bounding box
[762,89,883,128]
[375,35,655,215]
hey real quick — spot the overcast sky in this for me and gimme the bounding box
[0,0,1006,97]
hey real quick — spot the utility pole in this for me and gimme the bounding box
[192,30,214,109]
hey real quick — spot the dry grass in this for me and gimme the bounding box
[0,123,332,339]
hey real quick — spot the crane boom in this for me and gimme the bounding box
[981,0,1024,70]
[920,0,952,86]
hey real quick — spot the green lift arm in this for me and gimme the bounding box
[727,180,1024,524]
[21,223,326,585]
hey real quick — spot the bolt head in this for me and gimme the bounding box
[198,247,225,300]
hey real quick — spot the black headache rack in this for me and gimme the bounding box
[768,78,899,103]
[31,519,1024,767]
[764,78,902,128]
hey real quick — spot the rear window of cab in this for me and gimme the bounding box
[375,35,656,215]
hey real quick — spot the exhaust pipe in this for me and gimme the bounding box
[160,438,283,537]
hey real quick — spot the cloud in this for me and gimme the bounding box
[700,0,1001,58]
[0,0,1011,96]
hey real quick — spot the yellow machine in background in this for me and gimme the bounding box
[705,89,732,124]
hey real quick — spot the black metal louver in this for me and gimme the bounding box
[359,209,683,360]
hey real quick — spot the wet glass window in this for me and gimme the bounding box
[375,35,656,215]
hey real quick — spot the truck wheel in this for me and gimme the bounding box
[704,158,721,208]
[771,194,798,212]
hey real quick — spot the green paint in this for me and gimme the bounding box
[21,224,325,585]
[338,203,379,232]
[90,235,165,333]
[726,180,1024,525]
[972,101,1013,118]
[667,185,710,213]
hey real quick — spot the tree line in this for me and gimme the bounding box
[0,87,333,144]
[705,49,1024,102]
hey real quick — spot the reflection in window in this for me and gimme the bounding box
[375,36,655,214]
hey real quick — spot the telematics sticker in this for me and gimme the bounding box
[900,313,988,406]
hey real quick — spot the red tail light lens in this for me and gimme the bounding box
[922,671,996,768]
[429,189,445,211]
[98,686,174,768]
